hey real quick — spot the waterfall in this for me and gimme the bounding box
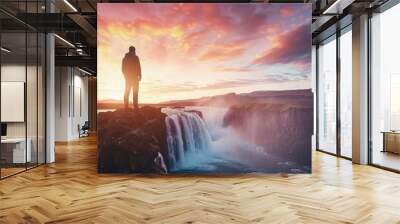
[163,108,212,169]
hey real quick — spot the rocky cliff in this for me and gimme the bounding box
[223,103,313,166]
[97,106,168,173]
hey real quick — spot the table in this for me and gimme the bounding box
[381,131,400,154]
[1,138,31,163]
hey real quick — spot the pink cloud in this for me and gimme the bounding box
[98,4,311,75]
[252,23,311,67]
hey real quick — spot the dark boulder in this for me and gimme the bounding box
[97,106,168,173]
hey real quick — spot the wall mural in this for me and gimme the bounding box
[97,3,313,174]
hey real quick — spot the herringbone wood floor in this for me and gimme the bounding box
[1,135,400,224]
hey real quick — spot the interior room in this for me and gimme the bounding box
[0,0,400,223]
[0,12,46,177]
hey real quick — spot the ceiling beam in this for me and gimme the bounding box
[55,55,96,72]
[323,0,356,14]
[67,13,97,46]
[13,13,81,32]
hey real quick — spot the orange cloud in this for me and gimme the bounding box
[280,7,294,16]
[199,44,245,61]
[214,66,254,73]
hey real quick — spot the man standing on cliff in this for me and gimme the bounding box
[122,46,142,111]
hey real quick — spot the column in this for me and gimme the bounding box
[352,14,369,164]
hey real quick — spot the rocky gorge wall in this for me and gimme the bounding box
[223,103,313,166]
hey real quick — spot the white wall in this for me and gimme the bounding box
[1,65,27,139]
[1,65,40,137]
[55,67,70,141]
[1,63,46,164]
[72,73,89,138]
[55,67,89,141]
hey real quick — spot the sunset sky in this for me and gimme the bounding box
[97,3,311,103]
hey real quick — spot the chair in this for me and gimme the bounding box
[79,121,90,138]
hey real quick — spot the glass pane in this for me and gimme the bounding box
[312,46,317,150]
[318,37,337,154]
[27,31,38,169]
[0,1,46,178]
[390,75,400,130]
[1,31,27,177]
[38,33,45,165]
[371,4,400,171]
[340,29,352,158]
[26,0,38,169]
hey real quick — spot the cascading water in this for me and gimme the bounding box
[163,108,212,169]
[162,106,285,173]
